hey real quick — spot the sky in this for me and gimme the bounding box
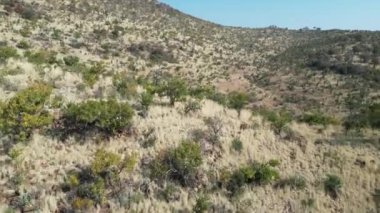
[159,0,380,31]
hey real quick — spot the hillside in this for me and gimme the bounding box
[0,0,379,212]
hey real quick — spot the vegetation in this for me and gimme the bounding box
[0,83,52,142]
[226,161,280,195]
[184,99,202,114]
[227,92,249,114]
[324,174,342,199]
[299,112,339,126]
[193,195,211,213]
[276,175,307,190]
[25,50,57,65]
[157,77,187,105]
[64,149,136,210]
[113,73,138,98]
[149,141,202,186]
[61,100,134,135]
[231,138,243,153]
[0,46,18,63]
[256,109,292,133]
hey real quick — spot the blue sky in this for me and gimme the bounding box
[159,0,380,30]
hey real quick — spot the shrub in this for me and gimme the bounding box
[256,109,292,133]
[276,175,306,190]
[231,138,243,153]
[193,195,211,213]
[63,55,80,66]
[227,161,280,195]
[71,198,94,210]
[0,83,52,142]
[184,99,201,114]
[76,178,106,204]
[62,100,134,135]
[113,73,138,98]
[91,149,121,174]
[25,50,57,65]
[16,40,30,49]
[0,46,18,63]
[299,112,339,126]
[157,77,187,105]
[157,183,180,202]
[324,174,342,199]
[140,92,154,111]
[204,117,223,145]
[228,92,249,114]
[81,62,106,86]
[149,141,203,186]
[66,149,136,209]
[188,85,214,100]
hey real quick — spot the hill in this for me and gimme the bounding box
[0,0,379,212]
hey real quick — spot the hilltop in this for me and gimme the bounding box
[0,0,379,212]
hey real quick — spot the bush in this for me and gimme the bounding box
[25,50,57,65]
[0,83,52,142]
[324,175,342,199]
[157,77,187,105]
[81,62,106,86]
[16,40,30,49]
[149,141,202,186]
[204,117,223,144]
[62,100,134,135]
[65,149,136,209]
[276,175,306,190]
[0,46,18,63]
[140,92,154,111]
[256,109,292,133]
[228,92,249,114]
[193,195,211,213]
[184,99,201,114]
[299,112,339,126]
[113,73,138,98]
[227,161,280,195]
[63,55,80,66]
[231,138,243,153]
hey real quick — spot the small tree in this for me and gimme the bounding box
[158,77,187,106]
[228,92,248,115]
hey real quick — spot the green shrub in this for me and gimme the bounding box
[25,50,57,65]
[149,141,202,186]
[184,99,201,114]
[188,85,214,100]
[157,77,187,105]
[256,109,292,133]
[81,62,106,86]
[113,73,138,98]
[76,178,106,204]
[16,40,30,49]
[140,92,154,110]
[227,161,280,195]
[0,83,52,142]
[228,92,249,114]
[62,100,134,135]
[299,112,339,126]
[63,55,80,66]
[324,174,342,199]
[231,138,243,153]
[66,149,136,209]
[0,46,18,63]
[193,195,211,213]
[276,175,306,190]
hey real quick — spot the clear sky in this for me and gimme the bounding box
[159,0,380,31]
